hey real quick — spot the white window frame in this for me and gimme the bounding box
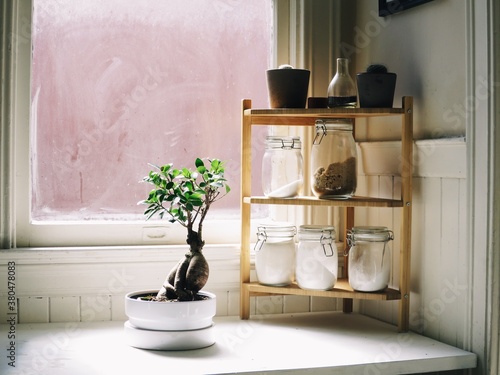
[2,0,328,249]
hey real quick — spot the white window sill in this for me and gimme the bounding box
[4,312,476,374]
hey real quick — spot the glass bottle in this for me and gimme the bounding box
[327,58,357,108]
[254,224,296,286]
[346,226,394,292]
[310,119,357,199]
[296,225,338,290]
[261,136,303,198]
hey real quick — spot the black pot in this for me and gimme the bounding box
[356,72,397,108]
[266,69,310,108]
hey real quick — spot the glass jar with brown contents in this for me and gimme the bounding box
[310,119,357,199]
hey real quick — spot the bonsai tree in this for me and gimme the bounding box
[139,158,230,302]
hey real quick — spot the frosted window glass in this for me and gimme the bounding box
[31,0,272,221]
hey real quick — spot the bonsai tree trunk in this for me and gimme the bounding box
[156,229,209,301]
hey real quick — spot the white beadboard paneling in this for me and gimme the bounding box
[283,295,310,313]
[310,296,341,312]
[420,177,442,337]
[456,178,468,349]
[0,297,11,322]
[18,296,49,323]
[438,178,463,345]
[355,139,467,346]
[110,294,127,322]
[215,290,229,316]
[80,294,111,322]
[255,296,284,315]
[50,296,80,323]
[227,289,241,317]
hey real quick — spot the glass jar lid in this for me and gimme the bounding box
[298,225,335,257]
[257,223,297,238]
[255,223,297,252]
[298,225,335,241]
[313,119,353,145]
[347,226,394,243]
[265,136,301,150]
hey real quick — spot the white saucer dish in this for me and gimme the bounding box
[124,321,216,350]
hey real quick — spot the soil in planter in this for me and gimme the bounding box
[134,292,210,302]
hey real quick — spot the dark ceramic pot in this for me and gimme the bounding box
[356,72,397,108]
[266,69,310,108]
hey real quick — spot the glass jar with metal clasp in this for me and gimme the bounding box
[296,225,338,290]
[310,119,357,199]
[346,226,393,292]
[262,136,303,198]
[254,224,296,286]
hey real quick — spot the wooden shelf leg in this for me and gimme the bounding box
[240,99,252,320]
[240,284,250,320]
[342,207,355,313]
[398,96,413,332]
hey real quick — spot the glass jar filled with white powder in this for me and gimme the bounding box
[254,224,296,286]
[310,119,357,199]
[296,225,338,290]
[262,136,303,198]
[346,226,393,292]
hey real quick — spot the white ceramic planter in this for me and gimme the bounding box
[124,290,217,350]
[125,290,216,330]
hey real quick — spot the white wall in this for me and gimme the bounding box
[345,0,467,142]
[340,0,471,349]
[341,2,500,374]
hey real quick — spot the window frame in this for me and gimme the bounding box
[2,0,307,249]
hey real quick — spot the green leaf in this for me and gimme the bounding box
[195,158,204,168]
[211,159,221,170]
[160,164,172,173]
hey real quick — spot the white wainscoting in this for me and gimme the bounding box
[0,245,343,324]
[0,139,466,348]
[355,138,467,350]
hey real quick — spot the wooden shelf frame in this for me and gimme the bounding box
[239,97,413,332]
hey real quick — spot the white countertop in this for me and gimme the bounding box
[1,312,476,375]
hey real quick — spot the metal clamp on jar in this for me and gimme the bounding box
[346,226,394,292]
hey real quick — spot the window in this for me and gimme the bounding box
[19,0,273,246]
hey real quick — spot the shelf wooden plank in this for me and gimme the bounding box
[244,106,406,126]
[243,195,404,208]
[244,279,401,301]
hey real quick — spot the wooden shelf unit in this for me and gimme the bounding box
[240,97,413,332]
